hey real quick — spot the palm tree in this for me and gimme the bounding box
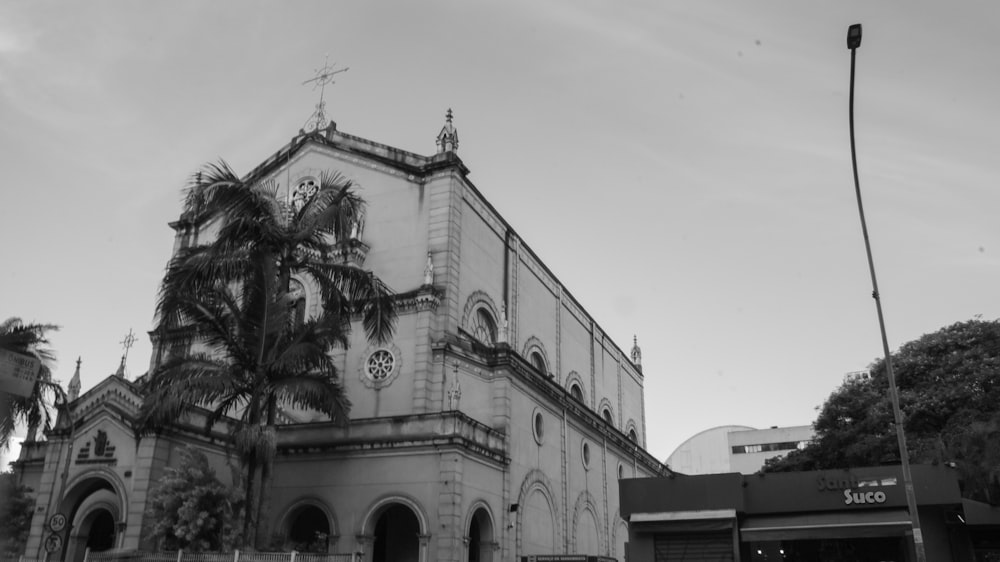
[139,161,396,548]
[1,318,65,450]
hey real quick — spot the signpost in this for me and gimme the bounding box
[0,349,42,397]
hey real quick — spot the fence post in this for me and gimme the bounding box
[177,549,183,562]
[289,551,296,562]
[84,547,91,562]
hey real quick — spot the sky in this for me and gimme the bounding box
[2,1,999,470]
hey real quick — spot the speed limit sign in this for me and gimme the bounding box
[48,513,67,532]
[44,533,63,554]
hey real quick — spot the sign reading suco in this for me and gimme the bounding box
[817,473,892,506]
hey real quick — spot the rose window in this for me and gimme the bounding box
[292,179,320,211]
[365,349,395,381]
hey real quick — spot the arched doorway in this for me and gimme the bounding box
[372,504,420,562]
[83,509,116,552]
[63,481,123,562]
[467,507,494,562]
[286,505,331,553]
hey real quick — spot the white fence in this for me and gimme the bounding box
[5,551,358,562]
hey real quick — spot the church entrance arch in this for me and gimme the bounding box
[366,501,423,562]
[61,478,125,562]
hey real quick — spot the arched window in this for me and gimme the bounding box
[569,383,583,402]
[628,428,638,443]
[529,351,546,374]
[602,408,614,426]
[472,308,497,345]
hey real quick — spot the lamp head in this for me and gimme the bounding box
[847,24,863,50]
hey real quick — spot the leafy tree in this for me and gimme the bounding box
[145,446,241,551]
[766,319,1000,504]
[1,318,65,450]
[139,162,397,548]
[0,473,35,557]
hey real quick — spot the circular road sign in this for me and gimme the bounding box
[44,533,63,554]
[48,513,67,532]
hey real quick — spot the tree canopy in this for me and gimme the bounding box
[138,161,398,548]
[0,472,34,557]
[766,318,1000,504]
[1,318,64,450]
[144,446,241,551]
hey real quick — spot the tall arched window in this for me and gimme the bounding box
[602,408,614,426]
[472,308,497,345]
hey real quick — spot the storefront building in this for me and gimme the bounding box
[620,465,1000,561]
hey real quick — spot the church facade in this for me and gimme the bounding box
[14,114,668,562]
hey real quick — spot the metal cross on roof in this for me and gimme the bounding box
[302,55,349,132]
[120,328,137,363]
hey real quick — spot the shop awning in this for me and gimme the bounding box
[630,509,736,533]
[740,509,911,541]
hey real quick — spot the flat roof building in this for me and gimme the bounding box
[620,465,1000,561]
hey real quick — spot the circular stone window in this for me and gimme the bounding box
[532,410,544,445]
[366,350,395,380]
[582,440,591,469]
[359,345,401,389]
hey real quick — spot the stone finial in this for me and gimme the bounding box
[423,252,434,285]
[448,361,462,410]
[68,357,82,401]
[630,335,642,368]
[436,108,459,154]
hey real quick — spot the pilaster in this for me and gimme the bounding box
[561,410,570,552]
[412,300,437,414]
[602,438,610,556]
[425,174,462,338]
[437,452,464,562]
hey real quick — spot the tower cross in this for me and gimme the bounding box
[302,56,349,132]
[120,328,137,364]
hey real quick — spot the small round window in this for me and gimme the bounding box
[532,410,544,445]
[366,349,395,381]
[582,440,591,469]
[292,178,320,211]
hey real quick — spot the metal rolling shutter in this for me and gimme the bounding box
[653,531,734,562]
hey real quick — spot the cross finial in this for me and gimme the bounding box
[117,329,137,379]
[120,329,137,358]
[302,55,349,132]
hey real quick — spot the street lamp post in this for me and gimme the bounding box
[846,23,927,562]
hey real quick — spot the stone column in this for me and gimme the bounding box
[355,535,374,562]
[418,533,433,562]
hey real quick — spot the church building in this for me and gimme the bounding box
[13,108,668,562]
